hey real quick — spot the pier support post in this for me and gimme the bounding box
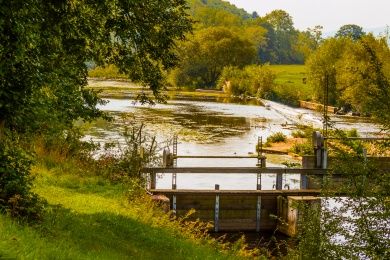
[276,173,283,190]
[256,196,262,232]
[278,196,321,237]
[214,184,220,232]
[150,172,156,190]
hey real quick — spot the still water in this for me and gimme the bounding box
[83,98,379,190]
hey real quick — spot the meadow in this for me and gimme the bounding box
[0,159,244,260]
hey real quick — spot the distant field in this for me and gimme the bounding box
[88,64,315,106]
[269,65,308,89]
[269,65,313,105]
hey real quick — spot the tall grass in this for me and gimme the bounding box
[0,162,246,259]
[0,130,260,259]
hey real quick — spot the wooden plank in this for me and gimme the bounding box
[142,167,327,174]
[176,209,214,220]
[175,150,287,157]
[218,218,276,231]
[152,189,321,196]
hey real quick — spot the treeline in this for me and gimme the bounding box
[171,1,390,128]
[169,0,321,89]
[307,33,390,128]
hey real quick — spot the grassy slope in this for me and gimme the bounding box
[269,65,313,101]
[88,64,313,106]
[270,65,307,88]
[0,166,237,260]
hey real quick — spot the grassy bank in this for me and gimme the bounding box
[88,65,312,106]
[0,162,243,259]
[268,65,313,106]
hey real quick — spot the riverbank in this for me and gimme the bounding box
[0,161,247,259]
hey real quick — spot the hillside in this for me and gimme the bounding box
[187,0,251,20]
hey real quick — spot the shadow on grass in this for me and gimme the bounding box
[34,204,227,260]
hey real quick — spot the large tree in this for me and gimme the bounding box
[0,0,192,132]
[173,27,256,88]
[335,24,365,41]
[307,35,390,129]
[0,0,192,218]
[258,10,301,64]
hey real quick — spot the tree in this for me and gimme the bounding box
[173,27,257,88]
[0,0,192,218]
[217,65,275,97]
[307,34,390,130]
[306,37,353,106]
[335,24,365,41]
[294,25,323,61]
[259,10,301,63]
[337,35,390,129]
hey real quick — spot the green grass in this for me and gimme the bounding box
[269,65,314,105]
[0,165,239,260]
[88,64,127,79]
[269,65,307,89]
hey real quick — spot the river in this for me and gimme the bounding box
[83,97,380,190]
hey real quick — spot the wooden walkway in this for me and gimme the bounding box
[143,133,390,235]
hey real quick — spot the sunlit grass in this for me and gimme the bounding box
[0,164,240,259]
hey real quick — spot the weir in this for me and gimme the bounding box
[142,133,390,236]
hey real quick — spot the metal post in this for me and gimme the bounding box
[300,174,308,189]
[257,137,262,166]
[172,195,177,215]
[172,135,178,190]
[256,196,262,232]
[214,184,220,232]
[172,174,177,190]
[150,172,156,190]
[173,135,178,167]
[276,173,283,190]
[257,172,262,190]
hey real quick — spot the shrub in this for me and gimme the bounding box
[217,65,275,97]
[266,132,287,143]
[88,64,127,79]
[291,130,306,138]
[0,133,45,220]
[290,141,313,156]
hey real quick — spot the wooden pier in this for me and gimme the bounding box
[143,165,325,236]
[143,133,389,236]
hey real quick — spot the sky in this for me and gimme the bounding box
[226,0,389,33]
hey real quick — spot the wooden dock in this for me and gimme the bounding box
[151,189,320,233]
[144,133,390,236]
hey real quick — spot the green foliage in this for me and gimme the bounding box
[335,24,366,41]
[257,10,302,64]
[88,64,127,79]
[266,132,287,143]
[217,65,275,97]
[307,34,390,129]
[187,0,251,22]
[306,37,352,106]
[291,130,306,138]
[294,25,323,61]
[290,141,313,156]
[0,132,45,220]
[0,168,243,259]
[172,27,257,88]
[0,0,192,220]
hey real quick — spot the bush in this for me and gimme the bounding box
[266,132,287,143]
[88,64,127,79]
[217,65,275,97]
[290,141,313,156]
[0,133,45,220]
[291,130,306,138]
